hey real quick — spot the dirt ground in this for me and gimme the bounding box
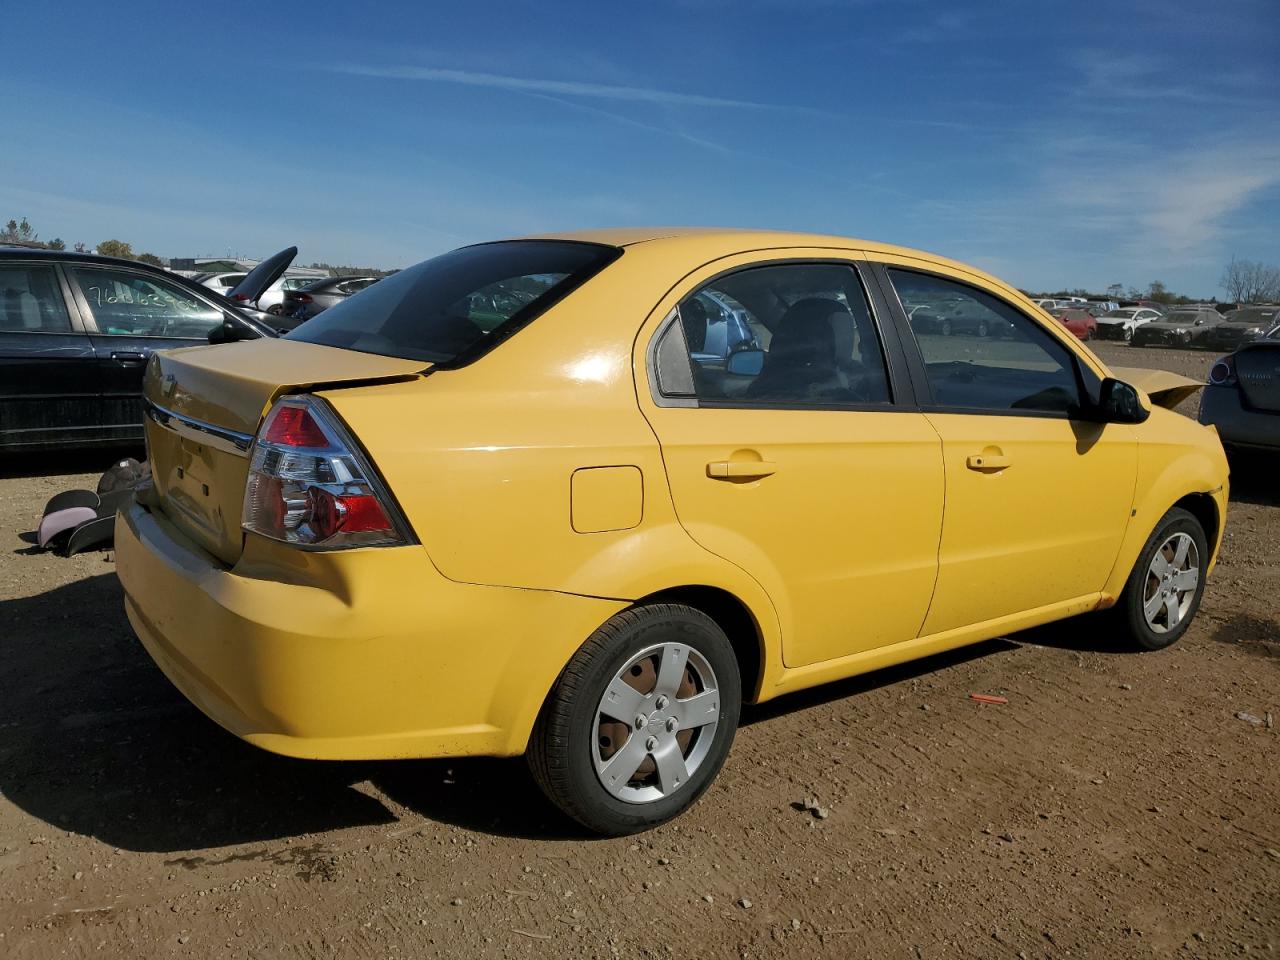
[1,343,1276,959]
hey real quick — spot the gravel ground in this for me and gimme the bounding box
[1,342,1276,959]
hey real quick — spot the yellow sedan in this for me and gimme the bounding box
[116,229,1228,835]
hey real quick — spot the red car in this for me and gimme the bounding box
[1048,306,1097,340]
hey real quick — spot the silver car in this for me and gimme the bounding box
[1199,325,1280,452]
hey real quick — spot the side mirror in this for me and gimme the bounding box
[725,348,764,377]
[1096,377,1149,424]
[208,318,260,344]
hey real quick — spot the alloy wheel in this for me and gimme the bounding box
[593,642,720,804]
[1142,532,1199,634]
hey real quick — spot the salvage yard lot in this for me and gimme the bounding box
[1,343,1276,959]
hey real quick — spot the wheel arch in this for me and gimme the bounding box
[1100,435,1228,603]
[634,585,766,703]
[1172,491,1220,555]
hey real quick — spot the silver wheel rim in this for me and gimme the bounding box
[1143,532,1199,634]
[592,642,720,805]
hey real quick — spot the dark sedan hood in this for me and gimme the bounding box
[227,246,297,306]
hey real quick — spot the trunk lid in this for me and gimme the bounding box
[1108,365,1203,410]
[1235,342,1280,413]
[143,338,426,564]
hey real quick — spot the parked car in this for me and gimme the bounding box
[1202,306,1279,352]
[0,248,285,450]
[1119,300,1168,314]
[1199,324,1280,453]
[199,272,249,294]
[1085,300,1119,315]
[1048,306,1097,340]
[284,275,380,320]
[1132,307,1224,348]
[243,276,323,319]
[116,229,1229,835]
[1095,307,1163,342]
[912,295,1013,337]
[681,289,760,367]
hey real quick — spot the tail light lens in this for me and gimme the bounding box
[1208,356,1236,386]
[243,397,411,549]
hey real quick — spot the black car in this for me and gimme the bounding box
[284,275,379,321]
[0,247,286,451]
[1202,306,1279,353]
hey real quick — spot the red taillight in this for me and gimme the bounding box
[243,397,408,550]
[263,404,329,447]
[232,293,250,302]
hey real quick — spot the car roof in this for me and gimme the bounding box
[0,247,174,272]
[518,226,1020,297]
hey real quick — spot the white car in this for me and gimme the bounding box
[1095,307,1162,342]
[199,271,248,294]
[255,276,322,316]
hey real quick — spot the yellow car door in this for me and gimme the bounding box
[637,255,944,668]
[874,262,1138,636]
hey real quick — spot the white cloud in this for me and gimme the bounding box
[327,63,787,110]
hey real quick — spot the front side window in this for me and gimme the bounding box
[71,267,223,338]
[661,263,891,406]
[291,241,619,365]
[0,264,72,333]
[889,269,1081,414]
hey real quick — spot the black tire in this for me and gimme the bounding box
[268,305,284,316]
[940,319,953,336]
[1112,507,1208,651]
[528,603,741,836]
[977,319,989,338]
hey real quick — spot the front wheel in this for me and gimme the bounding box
[1113,507,1208,651]
[528,604,742,835]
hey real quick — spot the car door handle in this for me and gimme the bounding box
[110,351,147,366]
[966,453,1011,472]
[707,460,778,479]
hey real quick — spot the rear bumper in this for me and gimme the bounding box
[1198,385,1280,451]
[116,503,625,760]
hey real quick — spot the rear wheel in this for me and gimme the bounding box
[940,319,953,336]
[528,604,741,835]
[1113,507,1207,651]
[976,319,990,338]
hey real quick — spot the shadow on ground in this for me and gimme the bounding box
[1226,451,1280,507]
[0,572,1150,850]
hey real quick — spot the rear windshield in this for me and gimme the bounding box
[288,240,620,365]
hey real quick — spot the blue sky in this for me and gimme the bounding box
[3,0,1278,296]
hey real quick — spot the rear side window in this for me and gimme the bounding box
[0,264,72,332]
[889,269,1081,415]
[290,241,620,365]
[661,263,891,406]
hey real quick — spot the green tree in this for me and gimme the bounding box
[1,217,38,244]
[46,237,65,251]
[96,239,135,259]
[136,252,165,267]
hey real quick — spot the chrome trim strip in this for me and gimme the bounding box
[144,400,254,456]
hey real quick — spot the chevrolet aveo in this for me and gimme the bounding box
[117,229,1229,835]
